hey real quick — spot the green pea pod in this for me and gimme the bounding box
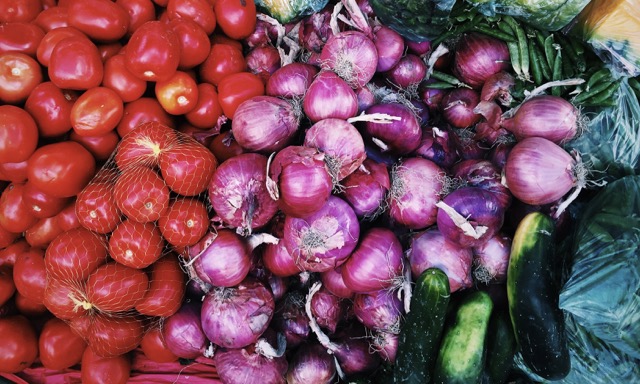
[552,50,563,96]
[528,39,543,85]
[471,25,517,43]
[503,16,529,81]
[534,44,552,81]
[544,35,557,71]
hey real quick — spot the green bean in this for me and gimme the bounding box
[503,16,529,81]
[534,44,552,81]
[586,68,612,90]
[471,25,517,43]
[528,38,543,85]
[425,81,456,90]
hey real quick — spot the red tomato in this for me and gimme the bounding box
[39,317,88,370]
[97,42,123,62]
[103,53,147,103]
[140,325,178,363]
[217,71,265,118]
[0,266,15,307]
[46,227,108,281]
[155,70,199,115]
[43,278,88,320]
[14,290,48,316]
[27,141,96,198]
[0,21,44,57]
[0,183,38,233]
[208,131,244,162]
[135,255,185,316]
[69,314,92,339]
[70,130,121,163]
[113,166,170,223]
[116,0,156,36]
[0,51,42,104]
[0,105,38,163]
[86,263,149,312]
[185,82,223,129]
[0,239,28,267]
[199,43,246,86]
[158,197,209,247]
[12,247,46,303]
[71,87,124,137]
[81,346,131,384]
[167,18,210,70]
[55,199,81,232]
[24,81,77,138]
[0,160,28,183]
[116,97,175,137]
[48,35,104,90]
[214,0,257,40]
[0,315,38,373]
[76,181,122,234]
[158,140,217,196]
[22,181,69,219]
[124,20,181,82]
[114,121,179,169]
[88,314,144,357]
[36,26,87,67]
[24,215,63,249]
[166,0,216,35]
[68,0,130,42]
[211,34,244,51]
[0,225,20,251]
[0,0,42,23]
[33,6,69,32]
[109,219,164,269]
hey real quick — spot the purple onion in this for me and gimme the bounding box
[420,82,447,113]
[356,86,376,112]
[353,289,403,334]
[332,323,381,376]
[266,63,318,99]
[320,266,355,299]
[441,88,482,129]
[452,159,512,210]
[373,331,399,363]
[162,300,208,359]
[363,102,422,155]
[373,25,404,72]
[341,158,390,219]
[311,285,348,334]
[480,71,515,105]
[299,8,333,53]
[272,291,311,349]
[320,30,378,88]
[246,45,281,80]
[244,19,278,48]
[303,71,358,122]
[191,230,252,288]
[489,141,514,170]
[413,126,458,169]
[453,33,510,89]
[286,343,337,384]
[405,39,431,56]
[472,233,511,284]
[386,54,427,89]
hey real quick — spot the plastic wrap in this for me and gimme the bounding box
[255,0,330,24]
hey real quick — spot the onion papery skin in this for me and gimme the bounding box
[332,324,381,377]
[286,343,337,384]
[503,137,577,205]
[311,285,348,334]
[201,278,275,349]
[191,230,252,288]
[162,301,207,359]
[472,233,511,284]
[374,25,404,72]
[412,126,459,169]
[209,153,279,234]
[363,102,422,155]
[452,159,512,210]
[263,239,301,278]
[388,157,444,230]
[320,266,355,299]
[304,118,366,181]
[246,45,281,81]
[501,95,579,144]
[453,33,510,89]
[320,30,378,88]
[231,96,300,153]
[353,289,403,334]
[283,195,360,273]
[214,345,288,384]
[303,71,358,123]
[441,88,482,129]
[407,228,474,293]
[386,54,427,89]
[341,227,403,293]
[341,158,390,219]
[266,63,318,99]
[420,83,447,114]
[272,291,310,349]
[373,331,399,363]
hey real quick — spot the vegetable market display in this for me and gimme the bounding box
[1,0,639,383]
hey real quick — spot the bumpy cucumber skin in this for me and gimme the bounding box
[481,309,517,384]
[433,290,494,384]
[507,212,570,380]
[393,268,450,384]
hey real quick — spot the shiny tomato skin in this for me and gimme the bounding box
[208,131,244,162]
[0,160,28,183]
[0,266,15,307]
[117,97,175,137]
[0,226,20,251]
[103,53,147,103]
[12,247,46,303]
[185,82,223,129]
[39,317,88,370]
[22,181,69,219]
[88,314,144,358]
[116,0,156,36]
[24,215,63,249]
[48,35,104,90]
[135,255,185,317]
[0,21,44,57]
[81,346,131,384]
[71,86,124,137]
[45,227,108,281]
[27,141,96,198]
[108,219,164,269]
[97,42,123,62]
[155,70,199,115]
[36,26,87,67]
[68,0,130,42]
[158,140,217,196]
[70,130,121,163]
[0,183,38,233]
[214,0,257,40]
[76,181,122,234]
[217,71,265,118]
[24,81,77,138]
[167,17,210,70]
[0,0,42,23]
[0,315,38,373]
[113,166,170,223]
[0,105,38,164]
[55,199,81,232]
[124,20,181,82]
[0,51,42,104]
[199,43,246,86]
[166,0,216,35]
[33,6,69,32]
[140,325,179,363]
[86,262,149,312]
[158,197,209,247]
[43,278,88,320]
[14,291,49,316]
[114,121,179,169]
[0,239,28,267]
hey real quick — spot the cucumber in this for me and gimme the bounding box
[481,309,517,384]
[507,212,570,380]
[433,290,493,384]
[393,268,450,384]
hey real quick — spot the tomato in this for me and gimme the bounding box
[81,346,131,384]
[217,71,265,118]
[113,166,170,223]
[199,43,246,86]
[48,35,104,90]
[33,6,69,32]
[36,26,87,67]
[69,314,92,339]
[114,121,179,169]
[45,228,108,281]
[0,21,44,57]
[0,105,38,163]
[22,181,69,219]
[97,42,123,62]
[103,53,147,103]
[24,215,63,249]
[0,226,20,251]
[86,263,149,312]
[0,239,28,267]
[140,325,178,363]
[158,197,209,247]
[109,219,164,269]
[12,247,46,303]
[27,141,96,198]
[116,97,175,137]
[0,183,38,233]
[116,0,156,36]
[0,0,42,23]
[88,314,144,357]
[167,18,210,70]
[24,81,77,138]
[155,70,199,115]
[0,266,15,307]
[0,315,38,373]
[68,0,130,42]
[135,255,185,316]
[76,181,122,234]
[185,82,223,129]
[0,160,28,183]
[14,291,48,316]
[124,20,181,82]
[43,278,88,320]
[71,86,124,137]
[209,131,244,162]
[166,0,216,35]
[0,51,42,104]
[214,0,257,40]
[39,317,88,370]
[55,199,81,232]
[158,140,217,196]
[70,130,121,163]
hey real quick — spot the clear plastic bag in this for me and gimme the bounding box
[255,0,330,24]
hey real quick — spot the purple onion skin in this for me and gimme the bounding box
[303,71,359,123]
[405,39,431,56]
[320,266,355,299]
[386,54,427,89]
[286,343,337,384]
[162,300,207,359]
[420,83,447,114]
[452,159,512,210]
[299,8,333,53]
[441,88,482,129]
[246,45,281,80]
[332,323,381,377]
[214,345,288,384]
[373,331,399,363]
[266,63,318,99]
[356,86,376,113]
[489,141,514,170]
[453,32,510,89]
[412,126,458,169]
[353,289,403,334]
[201,277,275,349]
[311,286,348,334]
[341,158,390,219]
[320,30,378,88]
[363,102,422,155]
[374,25,404,72]
[472,233,511,284]
[191,229,252,288]
[272,291,310,349]
[408,228,473,293]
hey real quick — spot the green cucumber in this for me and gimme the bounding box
[393,268,450,384]
[507,212,570,380]
[433,290,493,384]
[481,309,517,384]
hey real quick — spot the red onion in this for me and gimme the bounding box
[320,30,378,88]
[244,19,278,48]
[373,25,404,72]
[303,71,358,122]
[356,85,376,112]
[481,71,515,106]
[299,8,333,54]
[405,39,431,56]
[331,323,381,376]
[373,331,399,363]
[472,233,511,284]
[201,277,275,349]
[266,63,318,99]
[363,102,422,155]
[386,54,427,89]
[208,153,279,235]
[407,228,473,292]
[452,128,489,160]
[453,33,510,89]
[452,159,512,210]
[246,45,281,81]
[441,88,482,129]
[501,95,580,144]
[311,285,348,334]
[489,141,514,170]
[388,157,444,230]
[232,96,300,153]
[413,126,458,169]
[283,195,360,273]
[320,266,355,299]
[353,289,403,334]
[436,187,505,248]
[341,227,403,293]
[162,300,208,359]
[286,342,337,384]
[191,230,252,288]
[268,146,333,218]
[420,83,447,113]
[272,291,311,349]
[261,213,300,278]
[473,101,510,145]
[304,118,366,182]
[341,158,390,219]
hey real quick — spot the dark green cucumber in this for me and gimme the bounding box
[393,268,450,384]
[507,212,570,380]
[433,290,493,384]
[481,309,517,384]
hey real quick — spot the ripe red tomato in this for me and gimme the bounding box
[0,315,38,373]
[0,239,29,267]
[71,86,124,137]
[155,70,199,115]
[166,0,216,35]
[88,314,144,357]
[55,199,82,232]
[36,26,87,67]
[108,219,164,269]
[158,197,209,247]
[24,215,63,249]
[140,325,178,363]
[70,130,121,162]
[214,0,257,40]
[24,81,77,138]
[217,71,265,118]
[76,181,122,234]
[43,278,88,320]
[208,131,244,162]
[86,262,149,312]
[33,6,69,32]
[116,97,175,137]
[158,140,217,196]
[0,266,15,307]
[0,227,20,252]
[39,317,88,370]
[14,290,48,316]
[167,18,210,70]
[48,35,104,90]
[103,53,147,103]
[0,21,45,57]
[81,346,131,384]
[124,20,181,82]
[135,254,185,317]
[114,121,179,169]
[97,42,124,62]
[0,160,28,183]
[45,227,108,281]
[12,247,46,303]
[0,105,39,163]
[0,183,38,233]
[0,51,43,104]
[116,0,157,36]
[185,82,223,129]
[67,0,130,42]
[22,181,69,219]
[113,166,170,223]
[0,0,42,23]
[27,141,96,198]
[199,43,246,86]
